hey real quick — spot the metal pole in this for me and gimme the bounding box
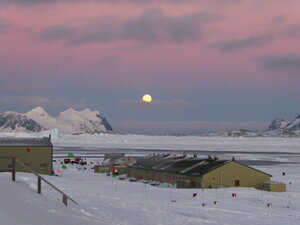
[12,157,16,181]
[38,177,41,194]
[63,194,68,206]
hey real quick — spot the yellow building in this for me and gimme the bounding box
[0,137,53,175]
[127,154,274,190]
[260,181,286,192]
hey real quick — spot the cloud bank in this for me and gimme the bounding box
[0,95,87,108]
[211,35,274,52]
[38,9,222,45]
[257,54,300,73]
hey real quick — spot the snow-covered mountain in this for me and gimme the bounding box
[202,114,300,138]
[266,117,288,131]
[26,106,113,134]
[0,107,112,134]
[285,115,300,131]
[0,111,44,132]
[265,114,300,137]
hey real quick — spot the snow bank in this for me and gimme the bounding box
[0,176,92,225]
[1,131,300,153]
[0,129,60,139]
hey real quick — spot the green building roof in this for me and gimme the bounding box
[129,154,271,177]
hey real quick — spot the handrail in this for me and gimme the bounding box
[0,156,78,206]
[15,158,78,206]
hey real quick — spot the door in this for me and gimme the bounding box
[235,180,240,187]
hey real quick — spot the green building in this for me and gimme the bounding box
[127,154,281,191]
[0,137,53,175]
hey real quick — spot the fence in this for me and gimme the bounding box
[0,156,78,206]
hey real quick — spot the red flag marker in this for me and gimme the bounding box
[26,147,31,152]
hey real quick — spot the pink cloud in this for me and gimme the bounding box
[0,0,299,94]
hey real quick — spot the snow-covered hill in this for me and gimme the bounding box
[266,118,288,131]
[0,107,112,134]
[219,129,260,137]
[265,114,300,137]
[0,177,86,225]
[285,115,300,131]
[26,106,113,134]
[0,111,44,132]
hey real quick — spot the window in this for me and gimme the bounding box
[40,163,47,169]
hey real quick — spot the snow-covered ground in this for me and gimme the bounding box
[1,132,300,225]
[1,163,299,225]
[52,133,300,153]
[1,130,300,153]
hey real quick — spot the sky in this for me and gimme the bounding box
[0,0,300,134]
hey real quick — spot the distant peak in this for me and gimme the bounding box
[33,106,45,110]
[272,117,285,122]
[26,106,49,117]
[267,117,287,131]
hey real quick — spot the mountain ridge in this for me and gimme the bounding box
[0,111,44,132]
[0,107,113,134]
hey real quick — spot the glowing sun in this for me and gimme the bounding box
[142,94,152,103]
